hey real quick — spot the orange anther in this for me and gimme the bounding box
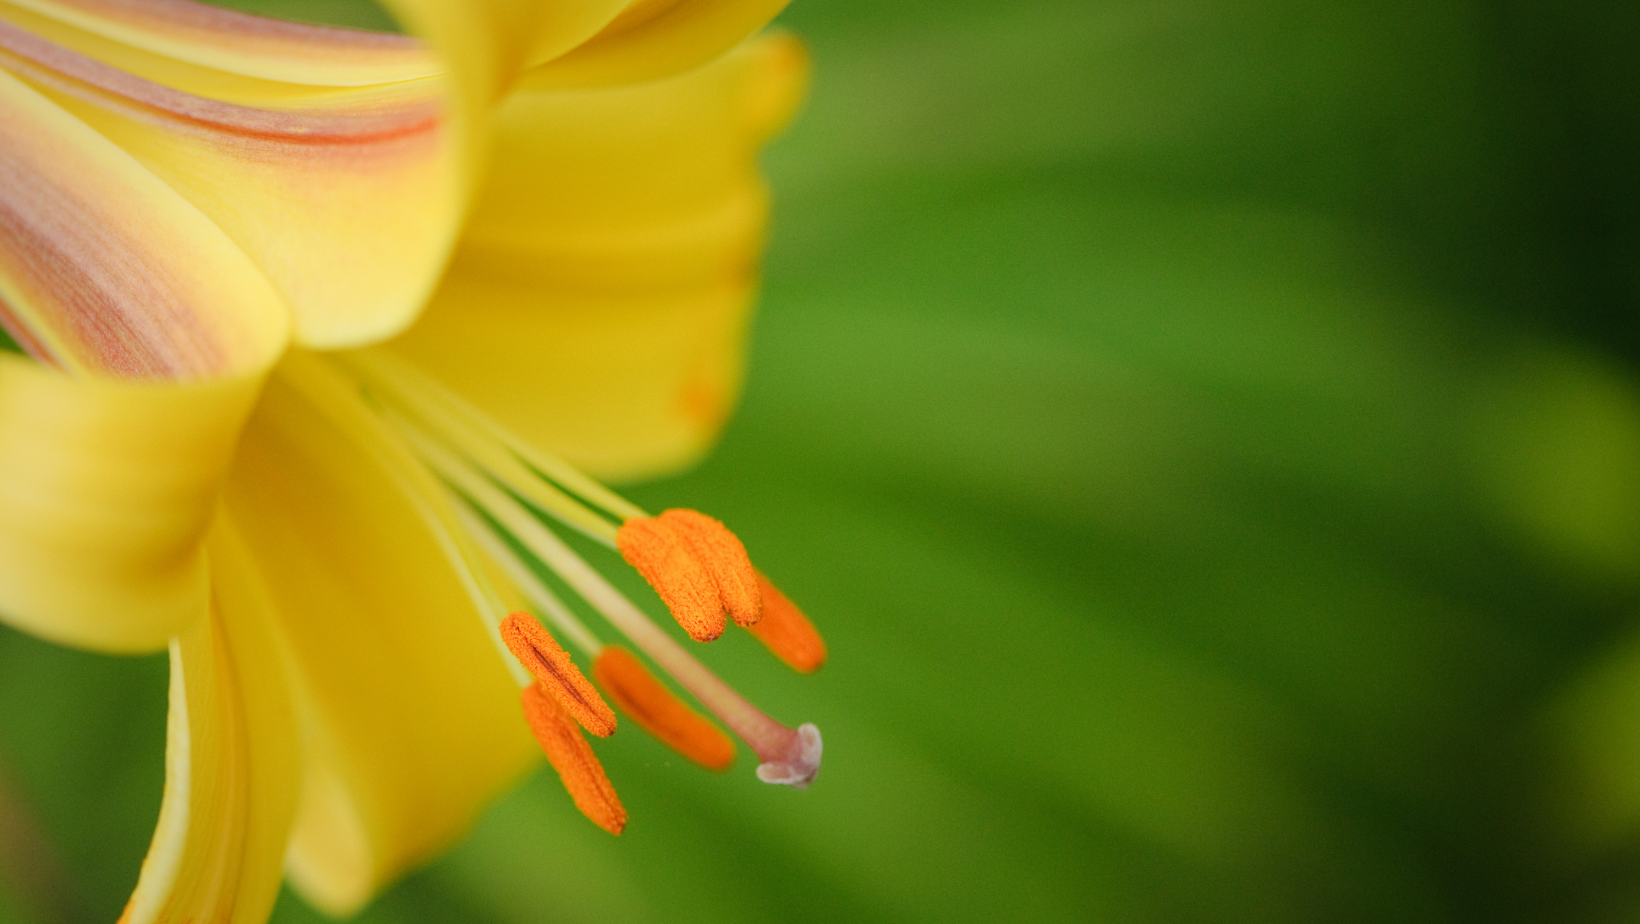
[660,509,763,628]
[500,613,616,737]
[520,684,626,835]
[593,645,736,772]
[617,516,726,642]
[746,575,827,673]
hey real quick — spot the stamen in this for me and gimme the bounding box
[466,480,822,786]
[593,645,736,772]
[659,509,762,628]
[615,510,764,640]
[519,684,626,835]
[373,390,824,788]
[746,574,827,674]
[616,516,725,642]
[500,613,616,738]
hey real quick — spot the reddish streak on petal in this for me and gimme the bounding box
[0,170,218,378]
[37,0,421,60]
[0,17,440,148]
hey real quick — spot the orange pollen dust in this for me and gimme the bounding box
[747,573,828,674]
[593,645,736,772]
[520,684,626,835]
[660,509,762,627]
[500,613,616,737]
[616,509,762,643]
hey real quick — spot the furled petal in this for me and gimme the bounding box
[389,33,807,481]
[380,0,628,114]
[120,518,300,924]
[0,10,460,349]
[0,59,288,377]
[0,0,791,358]
[0,355,266,652]
[0,0,437,88]
[222,350,536,916]
[520,0,793,91]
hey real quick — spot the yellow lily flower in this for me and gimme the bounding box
[0,0,823,920]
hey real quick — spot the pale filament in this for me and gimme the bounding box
[391,411,817,781]
[459,505,603,659]
[338,348,644,542]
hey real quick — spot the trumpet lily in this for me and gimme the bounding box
[0,0,823,920]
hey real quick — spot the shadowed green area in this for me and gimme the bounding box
[2,0,1640,922]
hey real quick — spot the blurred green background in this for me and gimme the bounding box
[5,0,1640,922]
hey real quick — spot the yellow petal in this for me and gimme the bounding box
[381,0,629,112]
[521,0,793,91]
[0,0,437,88]
[0,16,461,349]
[222,350,535,916]
[0,60,288,377]
[0,355,265,652]
[0,0,765,356]
[390,33,807,481]
[120,518,300,924]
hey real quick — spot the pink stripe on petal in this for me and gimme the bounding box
[0,162,221,378]
[0,18,440,147]
[4,0,433,85]
[31,0,418,52]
